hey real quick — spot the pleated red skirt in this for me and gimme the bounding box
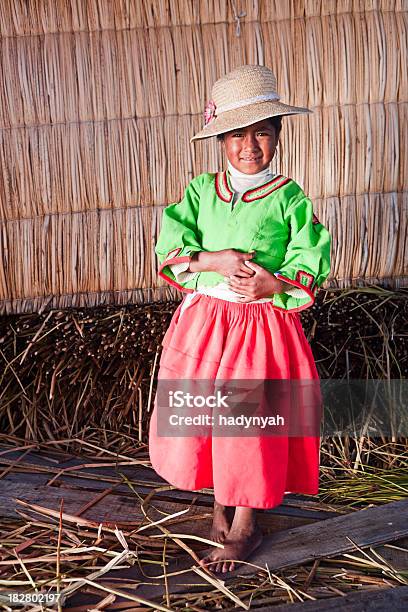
[149,293,321,509]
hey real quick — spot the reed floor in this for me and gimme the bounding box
[0,443,407,610]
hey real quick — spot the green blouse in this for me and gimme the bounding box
[155,171,331,312]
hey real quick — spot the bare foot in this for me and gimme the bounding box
[200,507,263,573]
[210,500,235,543]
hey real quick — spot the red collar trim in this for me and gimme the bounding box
[215,171,289,203]
[242,175,290,202]
[215,171,233,203]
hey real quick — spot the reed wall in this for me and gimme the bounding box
[0,0,406,314]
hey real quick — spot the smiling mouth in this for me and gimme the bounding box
[241,157,262,162]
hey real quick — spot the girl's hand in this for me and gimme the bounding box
[189,249,256,277]
[228,261,291,301]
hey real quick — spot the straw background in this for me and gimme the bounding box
[0,0,407,315]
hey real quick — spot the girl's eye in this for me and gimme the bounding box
[230,131,272,138]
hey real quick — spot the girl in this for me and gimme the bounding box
[149,65,331,574]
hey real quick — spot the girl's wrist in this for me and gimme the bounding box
[265,274,292,296]
[188,251,212,273]
[280,280,294,292]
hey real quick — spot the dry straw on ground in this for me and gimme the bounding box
[0,431,406,611]
[0,1,407,314]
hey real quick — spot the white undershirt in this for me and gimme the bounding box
[228,161,274,207]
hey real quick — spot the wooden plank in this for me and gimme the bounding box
[1,478,210,525]
[376,538,408,571]
[203,498,408,575]
[0,477,329,542]
[0,481,143,523]
[65,585,408,612]
[0,447,341,520]
[256,585,408,611]
[1,471,336,523]
[128,498,408,600]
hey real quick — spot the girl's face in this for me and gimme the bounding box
[222,119,279,174]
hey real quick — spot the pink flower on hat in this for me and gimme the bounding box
[204,99,216,125]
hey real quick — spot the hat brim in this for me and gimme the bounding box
[190,100,312,142]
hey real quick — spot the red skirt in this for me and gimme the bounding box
[148,294,321,509]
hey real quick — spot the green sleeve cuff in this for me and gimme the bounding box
[272,270,317,312]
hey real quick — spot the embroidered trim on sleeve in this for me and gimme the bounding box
[296,270,314,289]
[166,247,182,259]
[159,253,195,293]
[273,271,316,312]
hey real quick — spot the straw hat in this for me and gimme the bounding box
[190,64,312,142]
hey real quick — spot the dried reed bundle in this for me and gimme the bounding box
[0,288,407,442]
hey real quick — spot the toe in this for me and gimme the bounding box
[202,558,219,572]
[199,556,210,567]
[229,560,235,572]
